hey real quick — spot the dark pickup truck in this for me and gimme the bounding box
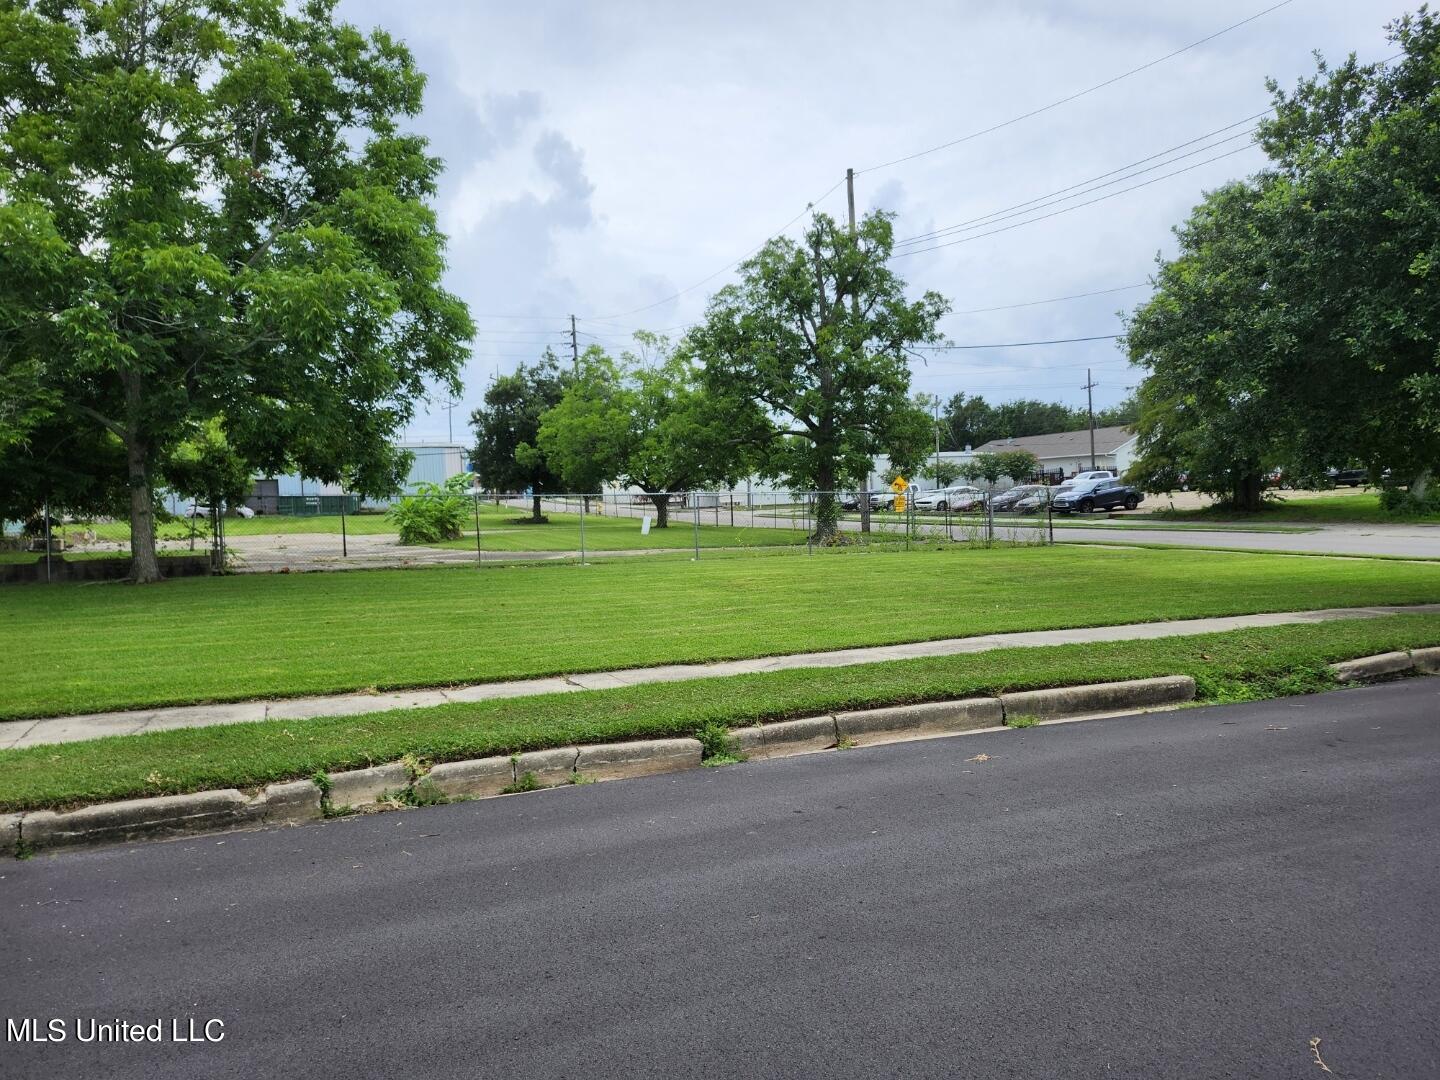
[1051,479,1144,514]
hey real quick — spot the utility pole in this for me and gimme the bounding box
[568,314,579,372]
[846,167,856,234]
[1083,368,1098,470]
[932,397,941,485]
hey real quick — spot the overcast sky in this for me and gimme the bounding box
[333,0,1402,442]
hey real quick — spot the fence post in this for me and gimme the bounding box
[806,493,814,555]
[43,501,52,583]
[986,497,994,548]
[473,492,483,568]
[578,492,587,566]
[340,496,348,558]
[692,493,700,560]
[1048,502,1055,545]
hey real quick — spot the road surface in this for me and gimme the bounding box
[3,680,1437,1079]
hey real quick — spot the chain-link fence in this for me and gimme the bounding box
[2,488,1061,581]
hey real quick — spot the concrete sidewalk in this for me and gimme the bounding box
[3,603,1437,751]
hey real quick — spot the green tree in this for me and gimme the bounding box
[688,211,948,539]
[940,393,998,450]
[922,459,962,488]
[1125,10,1440,510]
[964,451,1037,489]
[539,335,746,527]
[0,0,473,581]
[472,352,571,522]
[1123,181,1285,509]
[994,450,1040,485]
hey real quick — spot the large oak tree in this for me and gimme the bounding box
[0,0,473,580]
[687,211,947,540]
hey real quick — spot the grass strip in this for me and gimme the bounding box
[3,612,1438,813]
[4,545,1439,721]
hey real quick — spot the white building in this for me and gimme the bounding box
[970,426,1138,481]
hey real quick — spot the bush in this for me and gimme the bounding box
[1378,485,1440,516]
[387,481,469,545]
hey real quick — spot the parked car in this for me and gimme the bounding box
[1012,486,1057,514]
[839,492,869,511]
[1328,468,1368,488]
[1052,479,1143,514]
[1067,470,1115,485]
[912,485,986,512]
[992,484,1049,513]
[184,501,255,519]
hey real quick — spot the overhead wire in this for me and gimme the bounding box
[855,0,1297,174]
[893,116,1267,248]
[892,141,1262,259]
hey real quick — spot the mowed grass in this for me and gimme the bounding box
[1149,491,1440,526]
[2,545,1439,721]
[3,612,1438,812]
[442,504,812,552]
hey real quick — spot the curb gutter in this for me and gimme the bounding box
[20,657,1432,858]
[1329,646,1440,683]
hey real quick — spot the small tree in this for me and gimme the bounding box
[539,336,747,526]
[472,352,571,522]
[922,460,962,488]
[994,450,1040,486]
[968,454,1007,489]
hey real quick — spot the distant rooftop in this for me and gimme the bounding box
[971,426,1135,459]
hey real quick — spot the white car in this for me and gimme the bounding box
[912,485,986,512]
[184,501,255,519]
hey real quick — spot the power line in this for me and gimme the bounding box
[584,175,848,321]
[914,334,1121,350]
[894,116,1267,248]
[856,0,1297,175]
[892,140,1262,259]
[951,283,1148,314]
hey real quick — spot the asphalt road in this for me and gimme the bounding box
[3,681,1438,1079]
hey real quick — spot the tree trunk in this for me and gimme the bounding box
[1412,467,1431,502]
[814,455,839,542]
[648,492,669,528]
[126,434,162,583]
[530,493,543,522]
[1232,472,1263,513]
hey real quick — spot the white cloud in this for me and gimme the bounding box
[334,0,1400,436]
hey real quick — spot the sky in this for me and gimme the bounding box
[331,0,1404,442]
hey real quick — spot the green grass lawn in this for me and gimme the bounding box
[2,545,1439,721]
[441,505,812,552]
[3,612,1437,813]
[1146,491,1440,526]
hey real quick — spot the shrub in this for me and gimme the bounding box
[1379,485,1440,516]
[387,481,469,544]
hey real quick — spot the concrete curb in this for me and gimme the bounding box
[1329,651,1422,683]
[999,676,1196,721]
[734,716,839,760]
[426,756,514,799]
[327,763,410,809]
[20,790,253,852]
[836,698,1003,744]
[1411,647,1440,675]
[2,674,1218,858]
[514,747,580,788]
[576,738,703,781]
[252,780,323,824]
